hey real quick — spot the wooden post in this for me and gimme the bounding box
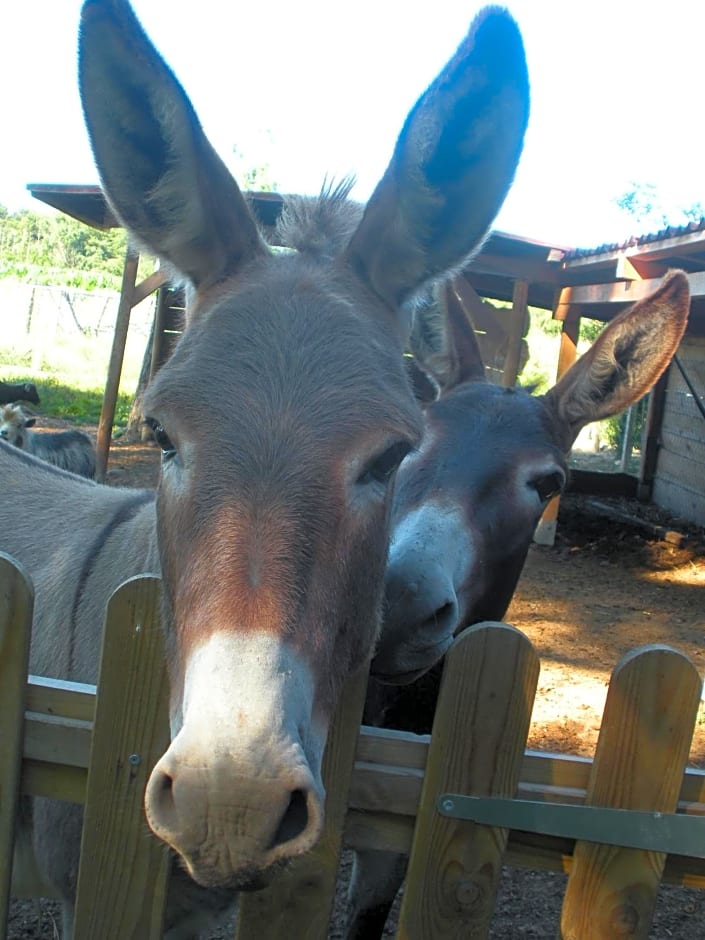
[502,279,529,388]
[534,304,581,545]
[73,575,170,940]
[619,404,637,472]
[149,286,183,381]
[559,645,701,939]
[638,368,669,501]
[396,623,539,939]
[95,248,139,482]
[0,554,34,940]
[235,665,370,940]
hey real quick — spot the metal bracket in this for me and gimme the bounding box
[437,794,705,858]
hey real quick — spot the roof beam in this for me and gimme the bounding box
[564,271,705,306]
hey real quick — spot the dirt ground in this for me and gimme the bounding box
[9,438,705,938]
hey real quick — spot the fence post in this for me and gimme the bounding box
[396,622,540,939]
[236,664,370,940]
[73,574,170,940]
[560,645,702,939]
[0,555,34,940]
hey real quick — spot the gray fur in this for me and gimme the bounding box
[0,404,96,479]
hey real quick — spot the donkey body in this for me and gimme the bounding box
[4,0,529,934]
[0,404,96,479]
[347,271,691,938]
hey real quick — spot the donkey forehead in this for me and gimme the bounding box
[399,385,562,494]
[145,266,422,440]
[436,384,558,447]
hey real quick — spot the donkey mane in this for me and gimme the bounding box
[274,177,363,260]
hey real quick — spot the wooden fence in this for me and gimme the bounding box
[2,553,705,939]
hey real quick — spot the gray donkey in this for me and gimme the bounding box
[0,403,96,479]
[4,0,529,935]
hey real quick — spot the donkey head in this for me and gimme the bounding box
[375,271,690,681]
[79,0,529,889]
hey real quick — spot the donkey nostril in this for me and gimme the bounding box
[146,766,178,836]
[270,788,309,849]
[434,600,456,630]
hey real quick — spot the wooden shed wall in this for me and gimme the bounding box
[653,338,705,526]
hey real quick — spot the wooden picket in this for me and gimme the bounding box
[73,574,170,939]
[2,554,705,939]
[0,554,33,940]
[397,623,539,938]
[559,646,702,939]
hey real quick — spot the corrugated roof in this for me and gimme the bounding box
[566,218,705,260]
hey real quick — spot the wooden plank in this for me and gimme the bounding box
[560,645,702,940]
[660,421,705,460]
[565,271,705,307]
[26,675,96,722]
[73,575,170,940]
[502,279,529,387]
[235,665,369,940]
[22,712,92,769]
[663,391,705,421]
[0,555,34,939]
[20,760,86,804]
[95,248,139,482]
[655,448,705,496]
[652,477,705,528]
[396,622,539,939]
[131,269,168,308]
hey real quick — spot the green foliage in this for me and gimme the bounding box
[0,205,129,289]
[517,306,562,395]
[231,139,277,193]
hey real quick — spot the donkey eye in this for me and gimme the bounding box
[358,441,412,487]
[532,471,564,503]
[145,418,177,459]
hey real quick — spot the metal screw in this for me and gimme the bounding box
[442,798,455,813]
[135,622,142,634]
[129,753,141,766]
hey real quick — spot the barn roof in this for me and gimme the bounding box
[27,182,705,328]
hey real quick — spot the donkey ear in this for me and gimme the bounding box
[440,283,487,390]
[543,271,690,450]
[405,357,440,403]
[408,283,486,393]
[345,8,529,315]
[79,0,266,289]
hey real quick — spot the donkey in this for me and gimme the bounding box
[347,269,691,938]
[0,380,40,406]
[3,0,529,935]
[0,403,96,479]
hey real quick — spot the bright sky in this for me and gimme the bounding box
[3,1,704,249]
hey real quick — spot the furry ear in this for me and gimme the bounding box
[408,282,487,393]
[79,0,266,289]
[345,8,529,316]
[24,417,36,428]
[405,357,440,404]
[544,270,690,450]
[439,283,487,390]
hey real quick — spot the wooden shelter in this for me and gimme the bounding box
[27,184,705,532]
